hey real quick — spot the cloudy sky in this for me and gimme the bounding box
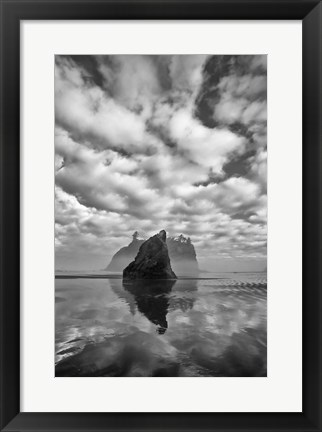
[55,55,267,272]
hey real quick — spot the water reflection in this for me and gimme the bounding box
[168,279,197,313]
[122,279,176,334]
[55,273,267,377]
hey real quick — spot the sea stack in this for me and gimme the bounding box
[123,230,177,280]
[167,235,199,276]
[106,232,199,276]
[105,231,144,271]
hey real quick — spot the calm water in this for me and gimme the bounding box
[55,273,267,377]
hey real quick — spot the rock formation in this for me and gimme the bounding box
[107,232,199,276]
[106,232,144,272]
[167,235,199,275]
[123,230,177,280]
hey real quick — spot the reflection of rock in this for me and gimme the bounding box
[169,279,197,313]
[110,278,197,332]
[109,279,137,315]
[123,279,176,334]
[123,230,177,280]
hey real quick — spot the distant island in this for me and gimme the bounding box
[107,231,199,276]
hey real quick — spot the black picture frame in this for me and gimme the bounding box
[0,1,321,431]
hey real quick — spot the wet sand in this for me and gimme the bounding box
[55,273,267,377]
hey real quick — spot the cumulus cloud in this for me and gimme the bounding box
[55,55,267,271]
[169,55,208,94]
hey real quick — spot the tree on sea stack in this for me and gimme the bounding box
[123,230,177,280]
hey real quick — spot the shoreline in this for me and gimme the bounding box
[55,273,266,280]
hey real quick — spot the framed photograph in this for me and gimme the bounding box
[0,0,321,431]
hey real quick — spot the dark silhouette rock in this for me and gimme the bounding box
[107,232,199,275]
[123,230,177,280]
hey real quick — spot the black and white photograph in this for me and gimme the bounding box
[55,54,267,377]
